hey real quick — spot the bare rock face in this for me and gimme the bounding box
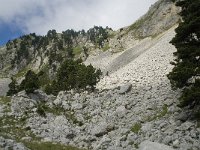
[109,0,181,52]
[132,0,181,38]
[0,78,11,96]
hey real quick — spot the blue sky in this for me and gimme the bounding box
[0,22,23,45]
[0,0,157,46]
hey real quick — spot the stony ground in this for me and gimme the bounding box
[0,27,200,150]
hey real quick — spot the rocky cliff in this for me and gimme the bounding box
[108,0,181,52]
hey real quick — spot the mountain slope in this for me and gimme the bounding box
[1,0,200,150]
[1,26,200,150]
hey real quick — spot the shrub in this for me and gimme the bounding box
[131,123,141,134]
[7,77,19,96]
[47,59,102,95]
[36,103,46,117]
[20,70,40,94]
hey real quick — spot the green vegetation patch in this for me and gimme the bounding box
[128,18,145,32]
[102,43,110,51]
[0,115,34,141]
[0,96,11,105]
[0,96,11,113]
[0,114,84,150]
[131,123,141,134]
[37,65,51,90]
[145,104,168,122]
[108,32,116,39]
[73,46,82,56]
[14,67,30,78]
[0,97,84,150]
[157,104,168,118]
[23,141,84,150]
[36,102,83,126]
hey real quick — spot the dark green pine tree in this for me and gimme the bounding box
[20,70,40,94]
[168,0,200,111]
[7,77,19,96]
[47,59,102,95]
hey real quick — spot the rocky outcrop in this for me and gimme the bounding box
[131,0,181,38]
[108,0,181,52]
[0,78,11,96]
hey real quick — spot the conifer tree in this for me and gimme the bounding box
[20,70,40,94]
[7,77,18,96]
[168,0,200,110]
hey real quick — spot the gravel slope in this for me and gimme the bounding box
[97,26,178,90]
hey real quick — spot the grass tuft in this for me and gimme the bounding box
[131,123,141,134]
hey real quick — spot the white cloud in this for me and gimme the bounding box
[0,0,157,35]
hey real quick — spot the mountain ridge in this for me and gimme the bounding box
[0,0,180,79]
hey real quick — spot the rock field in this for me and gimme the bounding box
[0,27,200,150]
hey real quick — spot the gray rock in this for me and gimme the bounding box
[141,123,153,132]
[54,91,71,106]
[28,90,53,102]
[71,102,83,110]
[168,106,178,113]
[13,143,29,150]
[62,101,70,110]
[176,112,188,122]
[11,96,36,117]
[180,121,194,131]
[21,137,32,142]
[17,91,29,98]
[164,98,174,106]
[115,106,127,118]
[53,97,62,106]
[163,136,172,145]
[42,137,53,142]
[95,135,111,149]
[172,139,179,148]
[118,83,132,94]
[139,140,174,150]
[91,122,114,137]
